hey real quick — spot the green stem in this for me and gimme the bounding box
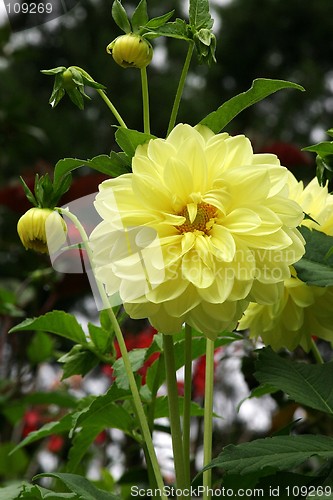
[167,43,194,136]
[163,334,187,497]
[183,324,192,485]
[148,353,164,433]
[203,339,215,500]
[141,67,150,134]
[57,208,167,500]
[71,66,127,128]
[310,337,324,364]
[97,89,127,128]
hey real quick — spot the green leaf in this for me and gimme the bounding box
[202,435,333,476]
[41,66,66,75]
[0,443,29,478]
[33,473,120,500]
[88,323,113,355]
[200,78,305,133]
[111,0,131,33]
[144,11,174,30]
[53,153,131,191]
[115,128,155,158]
[189,0,213,30]
[294,227,333,286]
[255,347,333,414]
[10,413,73,454]
[0,483,31,500]
[67,426,102,472]
[27,331,54,364]
[9,311,87,344]
[145,19,190,41]
[303,141,333,157]
[131,0,148,32]
[113,349,147,390]
[58,346,99,379]
[67,396,133,471]
[66,88,86,110]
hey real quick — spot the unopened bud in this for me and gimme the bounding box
[106,33,153,69]
[17,208,67,254]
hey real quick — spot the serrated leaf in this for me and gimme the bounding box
[202,435,333,476]
[303,141,333,157]
[10,413,73,454]
[131,0,148,32]
[27,331,54,364]
[112,0,131,33]
[0,483,30,500]
[294,227,333,286]
[88,323,113,355]
[144,11,174,30]
[59,348,99,379]
[33,473,120,500]
[255,347,333,414]
[189,0,213,30]
[53,153,131,191]
[115,128,155,158]
[200,79,305,133]
[113,349,147,390]
[9,311,87,344]
[145,19,190,41]
[67,427,102,472]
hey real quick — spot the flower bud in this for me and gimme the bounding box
[61,68,77,91]
[17,208,67,254]
[106,33,153,69]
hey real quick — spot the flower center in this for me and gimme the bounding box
[177,202,217,235]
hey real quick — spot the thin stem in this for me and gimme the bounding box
[141,67,150,134]
[57,208,167,500]
[183,324,192,485]
[203,339,215,500]
[97,89,127,128]
[163,334,187,497]
[71,66,127,128]
[310,337,324,364]
[148,353,164,433]
[167,43,194,136]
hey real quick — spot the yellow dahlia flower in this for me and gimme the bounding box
[90,124,305,339]
[238,176,333,351]
[17,207,67,254]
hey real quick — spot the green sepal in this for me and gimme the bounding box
[131,0,148,32]
[112,0,131,33]
[41,66,66,75]
[19,176,38,207]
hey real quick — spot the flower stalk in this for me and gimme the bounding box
[167,43,194,135]
[163,334,187,497]
[183,324,192,485]
[203,338,215,500]
[141,67,150,134]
